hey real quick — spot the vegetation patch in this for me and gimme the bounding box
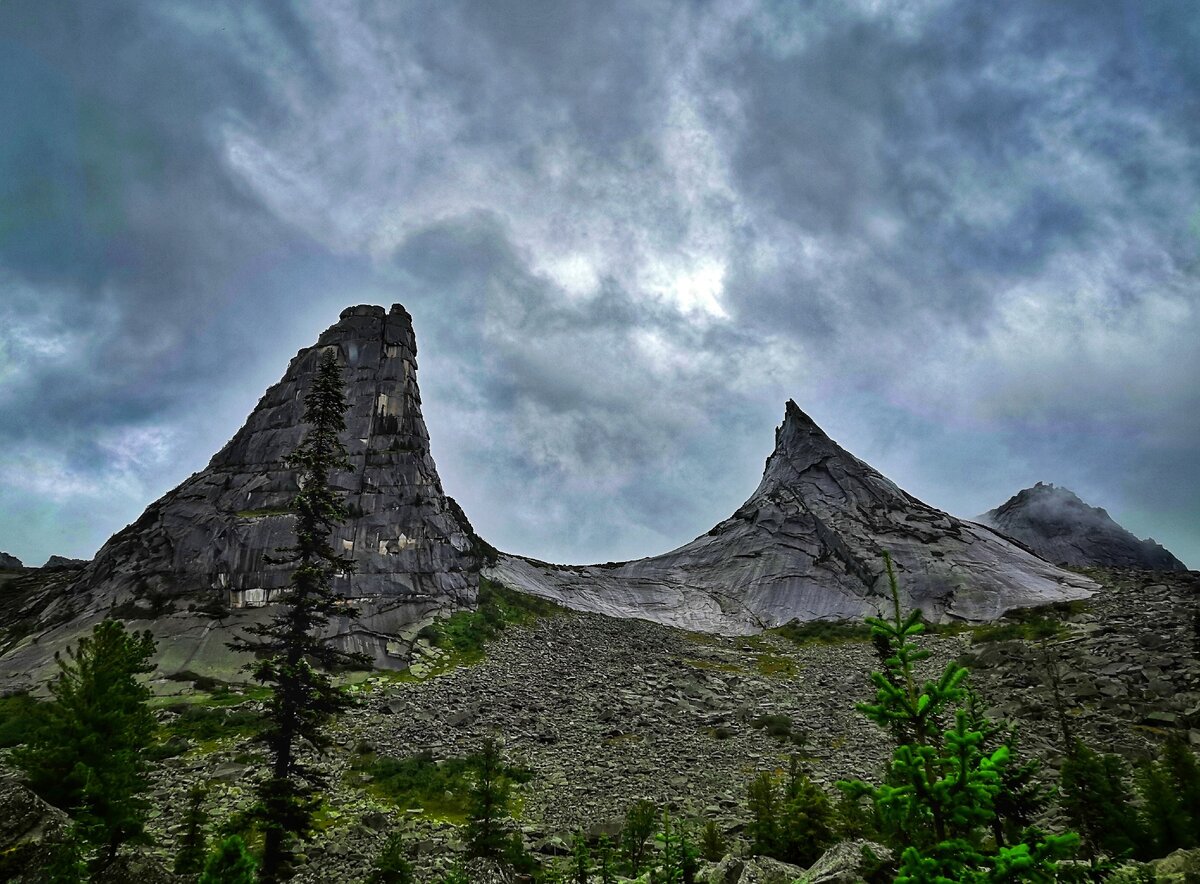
[751,713,808,747]
[772,619,875,646]
[419,578,563,668]
[0,691,43,747]
[160,702,265,752]
[680,657,745,674]
[969,601,1087,644]
[755,653,797,678]
[348,747,531,823]
[234,506,294,519]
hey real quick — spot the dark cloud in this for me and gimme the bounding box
[0,0,1197,568]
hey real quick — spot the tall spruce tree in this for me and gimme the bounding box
[15,618,156,870]
[229,349,368,880]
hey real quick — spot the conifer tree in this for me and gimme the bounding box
[466,736,513,859]
[368,831,415,884]
[228,349,369,880]
[15,618,156,870]
[621,799,658,876]
[699,820,726,862]
[199,835,258,884]
[174,784,209,876]
[572,830,591,884]
[1059,740,1143,860]
[596,834,617,884]
[839,553,1077,882]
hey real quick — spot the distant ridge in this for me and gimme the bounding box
[978,482,1187,572]
[487,400,1097,633]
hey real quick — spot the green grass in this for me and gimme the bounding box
[159,702,265,752]
[772,619,875,646]
[235,506,293,519]
[969,601,1087,645]
[0,692,43,747]
[755,653,798,678]
[348,747,531,822]
[420,578,562,668]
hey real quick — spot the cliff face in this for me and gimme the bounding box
[0,305,486,685]
[979,483,1188,572]
[487,401,1098,633]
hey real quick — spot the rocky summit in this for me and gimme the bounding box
[979,482,1188,572]
[0,305,488,687]
[489,401,1098,633]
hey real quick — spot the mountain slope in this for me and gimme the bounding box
[488,402,1097,633]
[978,482,1188,571]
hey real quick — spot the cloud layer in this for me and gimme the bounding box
[1,0,1197,568]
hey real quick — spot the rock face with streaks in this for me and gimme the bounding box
[0,305,487,684]
[487,401,1098,634]
[978,482,1189,572]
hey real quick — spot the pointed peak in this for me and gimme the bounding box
[775,399,836,455]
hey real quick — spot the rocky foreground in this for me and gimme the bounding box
[55,566,1187,882]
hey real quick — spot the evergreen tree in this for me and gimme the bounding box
[596,834,617,884]
[699,820,726,862]
[368,831,415,884]
[1136,737,1200,856]
[15,618,156,870]
[572,830,590,884]
[465,736,514,859]
[174,784,209,876]
[839,553,1077,882]
[964,690,1049,847]
[621,799,658,876]
[746,758,836,867]
[199,835,258,884]
[1059,740,1143,860]
[228,349,369,880]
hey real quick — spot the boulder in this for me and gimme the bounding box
[1153,847,1200,883]
[0,770,71,882]
[702,855,806,884]
[799,839,894,883]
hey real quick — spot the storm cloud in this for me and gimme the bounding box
[1,0,1197,568]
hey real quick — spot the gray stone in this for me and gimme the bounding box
[800,839,893,883]
[0,770,70,882]
[41,556,88,570]
[978,482,1188,571]
[489,400,1097,634]
[0,552,23,570]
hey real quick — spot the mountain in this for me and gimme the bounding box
[0,304,1099,687]
[978,482,1188,572]
[0,552,22,570]
[487,401,1097,633]
[0,305,488,686]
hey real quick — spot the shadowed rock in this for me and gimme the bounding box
[487,401,1097,633]
[0,552,22,570]
[978,482,1189,572]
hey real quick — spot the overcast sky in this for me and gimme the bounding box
[1,1,1197,570]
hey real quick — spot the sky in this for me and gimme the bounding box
[1,1,1197,570]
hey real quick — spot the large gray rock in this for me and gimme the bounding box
[0,304,489,685]
[0,769,71,882]
[702,855,806,884]
[979,482,1189,572]
[489,401,1097,634]
[799,839,893,883]
[0,552,23,570]
[41,556,87,570]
